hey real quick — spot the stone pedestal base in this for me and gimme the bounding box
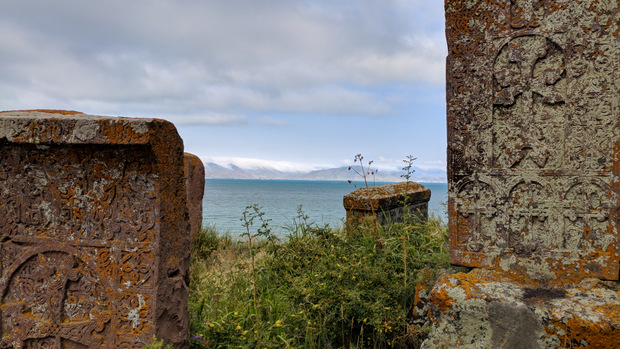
[421,269,620,349]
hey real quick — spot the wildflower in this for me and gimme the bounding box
[192,334,202,339]
[235,325,242,331]
[209,323,215,328]
[274,319,283,327]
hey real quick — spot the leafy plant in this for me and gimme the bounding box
[144,336,173,349]
[400,155,417,185]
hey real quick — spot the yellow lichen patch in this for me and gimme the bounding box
[541,285,620,348]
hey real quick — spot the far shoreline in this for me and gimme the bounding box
[204,178,448,184]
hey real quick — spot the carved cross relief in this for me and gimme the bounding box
[493,35,565,169]
[564,183,611,250]
[456,180,497,252]
[506,181,549,254]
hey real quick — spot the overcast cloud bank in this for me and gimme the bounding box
[0,0,448,169]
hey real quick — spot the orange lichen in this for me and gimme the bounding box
[426,269,620,348]
[343,182,429,211]
[0,109,83,115]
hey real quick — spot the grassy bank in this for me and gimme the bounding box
[188,207,461,348]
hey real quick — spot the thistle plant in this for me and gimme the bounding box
[347,154,378,188]
[347,154,381,233]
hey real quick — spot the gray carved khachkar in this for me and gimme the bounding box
[0,110,191,348]
[419,2,619,347]
[446,0,619,284]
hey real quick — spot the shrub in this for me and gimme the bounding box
[188,204,458,348]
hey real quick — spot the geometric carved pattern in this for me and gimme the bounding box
[447,0,619,283]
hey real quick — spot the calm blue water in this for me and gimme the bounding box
[202,179,447,236]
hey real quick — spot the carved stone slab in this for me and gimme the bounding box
[344,182,430,227]
[0,110,190,348]
[446,1,619,283]
[184,153,205,243]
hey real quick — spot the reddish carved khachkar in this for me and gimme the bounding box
[184,153,205,243]
[0,110,190,348]
[446,0,619,283]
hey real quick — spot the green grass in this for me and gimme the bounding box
[188,208,460,348]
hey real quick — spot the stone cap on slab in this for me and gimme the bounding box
[0,109,174,145]
[343,182,430,212]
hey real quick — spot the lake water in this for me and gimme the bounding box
[202,179,447,236]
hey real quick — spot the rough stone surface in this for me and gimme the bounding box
[184,152,205,242]
[446,0,619,284]
[0,110,190,348]
[343,182,430,227]
[421,269,620,349]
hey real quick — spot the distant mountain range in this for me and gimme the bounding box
[204,163,447,183]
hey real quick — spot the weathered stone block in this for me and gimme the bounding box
[343,182,430,227]
[0,110,190,348]
[184,152,205,242]
[421,269,620,349]
[446,0,619,283]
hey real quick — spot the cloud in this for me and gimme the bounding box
[336,156,447,173]
[161,113,248,126]
[201,156,330,173]
[256,116,290,127]
[0,0,445,119]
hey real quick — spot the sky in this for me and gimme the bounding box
[0,0,447,175]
